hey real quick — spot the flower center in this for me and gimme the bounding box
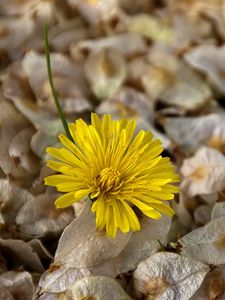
[96,167,121,193]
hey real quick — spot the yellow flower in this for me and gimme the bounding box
[44,114,179,237]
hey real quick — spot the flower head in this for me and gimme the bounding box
[44,114,179,237]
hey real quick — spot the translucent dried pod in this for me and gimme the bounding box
[85,48,127,99]
[181,147,225,197]
[15,193,74,239]
[185,45,225,95]
[161,114,225,155]
[0,271,34,300]
[179,216,225,265]
[22,51,92,115]
[107,214,172,275]
[0,101,30,179]
[71,33,148,60]
[142,50,212,113]
[39,203,131,293]
[9,127,40,176]
[133,252,209,300]
[70,276,131,300]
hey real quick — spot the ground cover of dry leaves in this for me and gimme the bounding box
[1,0,225,299]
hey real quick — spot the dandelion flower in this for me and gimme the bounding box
[44,113,179,237]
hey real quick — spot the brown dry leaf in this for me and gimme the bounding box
[179,216,225,265]
[84,48,127,99]
[181,147,225,197]
[133,252,209,300]
[0,271,34,300]
[70,276,131,300]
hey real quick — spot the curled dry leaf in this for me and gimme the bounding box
[38,203,131,293]
[185,45,225,95]
[0,101,30,179]
[84,48,127,99]
[0,0,39,16]
[71,276,131,300]
[181,147,225,197]
[0,271,34,300]
[0,179,32,226]
[66,0,120,24]
[9,127,40,175]
[0,15,35,60]
[71,33,147,59]
[179,216,225,265]
[133,252,209,300]
[96,87,154,121]
[22,51,92,114]
[142,51,212,113]
[126,13,174,43]
[0,239,44,273]
[193,204,212,226]
[15,193,74,239]
[30,119,64,158]
[174,191,195,229]
[162,113,225,155]
[49,18,90,53]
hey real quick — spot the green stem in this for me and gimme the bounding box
[44,23,73,141]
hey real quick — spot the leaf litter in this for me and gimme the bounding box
[1,0,225,299]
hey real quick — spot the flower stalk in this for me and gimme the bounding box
[44,23,73,141]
